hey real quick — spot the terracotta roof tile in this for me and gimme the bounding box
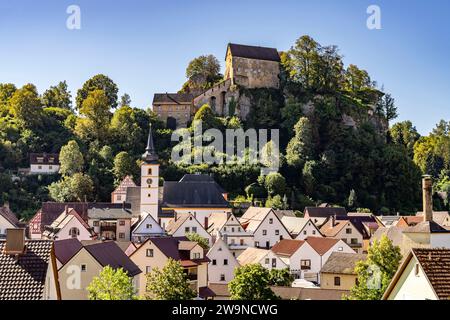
[271,239,305,257]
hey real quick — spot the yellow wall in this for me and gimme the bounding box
[58,248,103,300]
[321,273,357,291]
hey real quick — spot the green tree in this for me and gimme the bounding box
[76,74,118,110]
[347,189,357,209]
[185,232,209,250]
[286,117,314,168]
[268,268,294,286]
[265,195,285,209]
[87,266,137,300]
[344,64,374,92]
[70,173,94,201]
[113,151,137,183]
[264,172,287,196]
[8,83,43,128]
[0,83,17,112]
[42,81,72,110]
[346,235,402,300]
[192,104,221,130]
[76,89,111,143]
[59,140,84,176]
[228,264,278,300]
[376,93,398,123]
[119,93,131,107]
[389,120,420,156]
[146,258,196,300]
[181,54,222,93]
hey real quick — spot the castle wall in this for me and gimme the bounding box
[229,56,280,89]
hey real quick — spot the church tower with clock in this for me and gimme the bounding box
[140,124,159,220]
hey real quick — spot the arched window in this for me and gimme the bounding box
[69,227,80,238]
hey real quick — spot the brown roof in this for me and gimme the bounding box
[54,238,83,266]
[166,214,202,235]
[305,237,341,256]
[29,153,59,165]
[319,219,349,237]
[412,248,450,299]
[112,176,136,194]
[320,252,366,274]
[305,207,347,218]
[271,286,349,300]
[0,240,55,300]
[227,43,280,62]
[84,241,141,277]
[404,221,450,234]
[207,283,230,297]
[153,93,193,104]
[0,205,19,227]
[271,239,305,257]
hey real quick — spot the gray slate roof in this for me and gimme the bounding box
[162,174,229,208]
[88,207,133,219]
[153,93,193,104]
[0,240,54,300]
[227,43,280,62]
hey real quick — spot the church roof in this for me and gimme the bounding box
[142,123,158,164]
[161,174,229,208]
[227,43,280,62]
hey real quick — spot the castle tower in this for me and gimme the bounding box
[140,124,159,220]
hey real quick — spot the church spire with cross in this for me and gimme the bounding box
[142,123,159,164]
[140,123,159,220]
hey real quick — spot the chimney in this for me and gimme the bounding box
[204,217,209,230]
[65,205,68,214]
[422,175,433,222]
[4,228,26,255]
[3,201,9,209]
[122,201,126,210]
[331,214,336,227]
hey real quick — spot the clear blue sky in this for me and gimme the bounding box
[0,0,449,135]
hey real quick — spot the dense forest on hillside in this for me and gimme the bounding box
[0,35,449,220]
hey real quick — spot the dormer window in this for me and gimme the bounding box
[37,157,44,163]
[48,157,54,163]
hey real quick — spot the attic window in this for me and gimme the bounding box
[81,264,87,272]
[37,157,44,163]
[415,263,420,276]
[148,168,152,175]
[269,218,273,224]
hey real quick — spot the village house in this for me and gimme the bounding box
[152,93,194,128]
[239,207,291,249]
[0,229,60,300]
[87,205,133,242]
[237,247,287,270]
[207,237,239,284]
[131,213,165,243]
[28,202,131,240]
[304,206,348,227]
[416,211,450,227]
[42,207,95,241]
[28,153,60,175]
[111,175,137,204]
[383,248,450,300]
[207,212,254,257]
[271,237,355,283]
[165,213,212,245]
[280,216,323,240]
[320,216,371,253]
[0,204,19,238]
[55,239,141,300]
[320,252,366,291]
[129,236,209,297]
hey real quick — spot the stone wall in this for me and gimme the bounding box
[227,55,280,89]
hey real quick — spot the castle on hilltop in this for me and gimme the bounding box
[152,43,281,128]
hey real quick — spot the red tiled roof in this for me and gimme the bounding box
[271,239,305,257]
[305,237,340,256]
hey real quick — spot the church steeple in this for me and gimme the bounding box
[142,123,158,164]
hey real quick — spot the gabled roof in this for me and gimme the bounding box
[83,241,141,277]
[43,208,94,238]
[237,247,270,266]
[319,219,350,237]
[131,213,165,235]
[0,240,55,300]
[416,211,450,226]
[321,252,366,274]
[239,207,273,232]
[0,205,19,227]
[404,220,450,234]
[166,213,203,235]
[54,238,83,266]
[162,174,229,208]
[281,216,317,236]
[384,248,450,300]
[274,210,296,220]
[29,153,59,165]
[227,43,280,62]
[271,239,305,257]
[335,215,379,239]
[305,237,341,256]
[88,207,133,220]
[152,93,193,104]
[305,207,347,218]
[112,175,136,194]
[206,213,229,234]
[371,226,404,247]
